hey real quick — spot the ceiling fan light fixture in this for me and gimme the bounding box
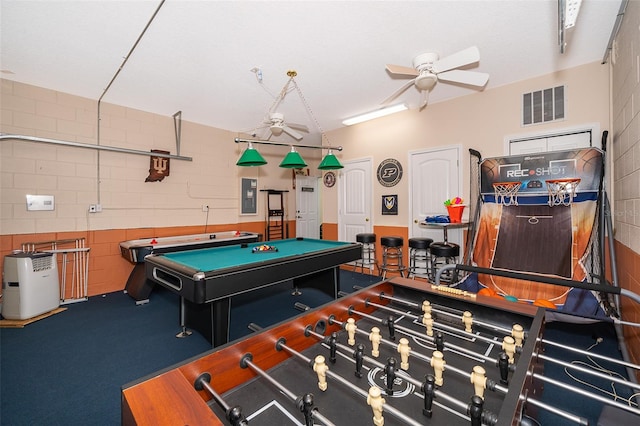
[270,123,284,136]
[236,142,267,167]
[279,146,307,169]
[342,103,408,126]
[318,149,344,170]
[415,73,438,91]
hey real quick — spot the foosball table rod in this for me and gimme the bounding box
[275,337,426,426]
[378,292,518,338]
[530,371,640,418]
[535,353,640,392]
[193,373,248,426]
[328,316,509,396]
[350,306,513,374]
[239,353,336,426]
[305,326,500,422]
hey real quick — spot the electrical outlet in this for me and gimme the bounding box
[202,205,209,212]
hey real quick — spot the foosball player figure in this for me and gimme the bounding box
[435,331,445,352]
[295,393,315,426]
[328,332,338,364]
[422,300,432,316]
[498,352,510,385]
[397,337,411,370]
[384,315,396,340]
[384,357,397,396]
[512,324,525,347]
[422,313,434,337]
[470,365,487,399]
[366,386,386,426]
[354,343,365,378]
[346,318,357,346]
[462,311,473,333]
[422,374,436,417]
[431,350,446,386]
[313,355,329,391]
[369,327,382,357]
[469,395,484,426]
[502,336,516,364]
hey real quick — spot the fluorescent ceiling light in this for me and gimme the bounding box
[342,104,408,126]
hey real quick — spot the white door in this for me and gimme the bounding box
[338,158,373,242]
[409,146,462,245]
[295,176,320,238]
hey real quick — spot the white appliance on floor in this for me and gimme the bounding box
[2,251,60,320]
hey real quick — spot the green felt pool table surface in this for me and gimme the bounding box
[159,238,353,272]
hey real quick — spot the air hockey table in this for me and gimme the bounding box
[122,277,557,426]
[119,231,261,303]
[144,237,362,346]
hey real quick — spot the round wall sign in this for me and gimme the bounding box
[323,171,336,187]
[377,158,403,187]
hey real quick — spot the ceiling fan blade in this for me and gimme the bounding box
[381,78,416,105]
[287,122,309,132]
[437,69,489,87]
[283,125,304,140]
[386,64,420,77]
[431,46,480,73]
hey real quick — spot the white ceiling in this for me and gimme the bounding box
[0,0,622,145]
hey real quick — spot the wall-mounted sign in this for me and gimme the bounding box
[323,171,336,188]
[382,195,398,215]
[145,149,170,182]
[377,158,403,187]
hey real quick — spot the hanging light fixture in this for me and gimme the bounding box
[235,70,345,169]
[318,148,344,170]
[236,142,267,167]
[279,146,307,169]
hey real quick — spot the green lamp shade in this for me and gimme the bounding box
[279,148,307,169]
[318,151,344,170]
[236,145,267,167]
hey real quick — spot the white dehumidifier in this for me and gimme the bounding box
[2,251,60,320]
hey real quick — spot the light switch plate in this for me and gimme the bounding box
[26,194,55,211]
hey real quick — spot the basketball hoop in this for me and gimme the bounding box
[492,181,521,206]
[546,178,581,206]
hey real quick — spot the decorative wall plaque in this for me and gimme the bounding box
[376,158,402,187]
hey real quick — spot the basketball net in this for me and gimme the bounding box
[546,178,581,207]
[492,182,520,206]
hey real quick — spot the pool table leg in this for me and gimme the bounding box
[176,296,193,338]
[184,298,231,347]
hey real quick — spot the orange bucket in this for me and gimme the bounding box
[446,205,465,223]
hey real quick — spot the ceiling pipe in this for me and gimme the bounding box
[0,134,193,161]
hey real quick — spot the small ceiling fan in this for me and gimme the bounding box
[255,112,309,141]
[383,46,489,109]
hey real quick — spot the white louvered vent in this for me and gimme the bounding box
[522,85,565,126]
[32,255,53,272]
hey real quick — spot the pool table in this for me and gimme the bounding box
[119,231,261,303]
[144,237,361,346]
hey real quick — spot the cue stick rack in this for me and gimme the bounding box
[261,189,289,240]
[20,238,90,304]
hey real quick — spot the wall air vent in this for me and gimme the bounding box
[522,85,565,126]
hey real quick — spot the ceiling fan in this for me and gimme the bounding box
[383,46,489,109]
[260,112,309,141]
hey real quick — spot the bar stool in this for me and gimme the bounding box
[353,233,379,275]
[429,242,460,283]
[380,236,406,279]
[408,237,433,280]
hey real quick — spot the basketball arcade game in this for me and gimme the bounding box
[441,145,640,417]
[472,146,610,314]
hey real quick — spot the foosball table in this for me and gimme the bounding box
[122,277,551,425]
